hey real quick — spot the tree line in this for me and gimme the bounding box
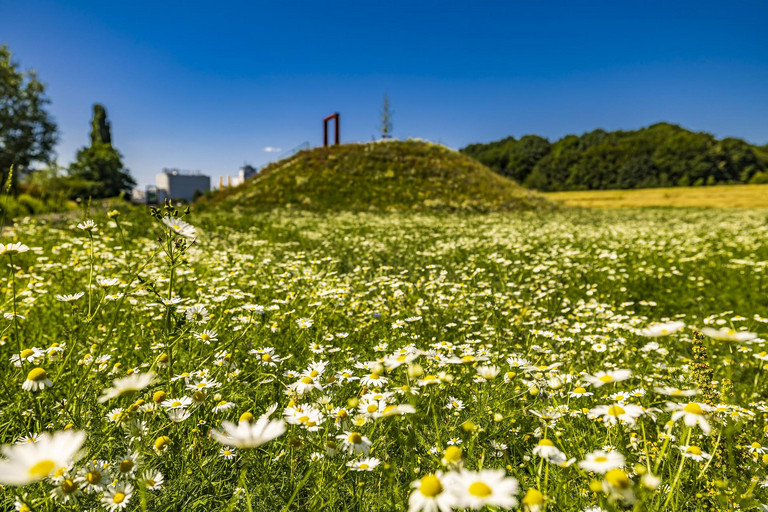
[461,123,768,191]
[1,44,134,214]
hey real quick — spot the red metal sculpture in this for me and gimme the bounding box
[323,113,340,147]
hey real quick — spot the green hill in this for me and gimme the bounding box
[461,123,768,191]
[203,139,548,212]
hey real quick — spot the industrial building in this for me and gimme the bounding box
[154,169,210,202]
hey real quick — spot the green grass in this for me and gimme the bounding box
[1,205,768,511]
[544,183,768,208]
[200,139,549,212]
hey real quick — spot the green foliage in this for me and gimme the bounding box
[0,44,58,189]
[461,123,768,191]
[90,103,112,145]
[201,139,549,212]
[69,104,136,198]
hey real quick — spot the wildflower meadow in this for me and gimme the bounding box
[1,204,768,511]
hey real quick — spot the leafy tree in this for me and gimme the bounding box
[0,44,58,189]
[69,104,135,198]
[462,123,768,191]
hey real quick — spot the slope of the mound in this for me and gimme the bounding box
[204,140,549,212]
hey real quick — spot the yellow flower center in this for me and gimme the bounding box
[113,492,126,503]
[594,456,608,463]
[444,445,462,463]
[61,479,77,493]
[538,438,554,446]
[573,387,586,393]
[359,463,369,469]
[349,433,363,444]
[367,404,378,413]
[684,403,704,415]
[298,415,310,423]
[686,446,702,455]
[27,367,48,381]
[605,469,630,489]
[200,333,210,341]
[154,436,171,451]
[752,442,762,449]
[171,401,182,407]
[419,474,443,497]
[28,459,55,478]
[119,459,134,472]
[599,375,614,383]
[337,409,348,418]
[310,370,319,378]
[301,376,314,384]
[607,405,626,416]
[523,488,545,506]
[86,470,102,484]
[20,348,34,359]
[468,481,492,497]
[262,354,272,362]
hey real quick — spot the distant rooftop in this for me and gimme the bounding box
[161,168,207,176]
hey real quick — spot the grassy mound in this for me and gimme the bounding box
[203,139,549,212]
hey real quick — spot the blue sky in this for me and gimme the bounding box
[3,0,768,188]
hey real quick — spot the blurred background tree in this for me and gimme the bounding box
[69,104,135,198]
[0,44,58,190]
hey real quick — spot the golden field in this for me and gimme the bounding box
[543,183,768,208]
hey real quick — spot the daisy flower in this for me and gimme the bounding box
[50,476,80,504]
[475,365,500,380]
[195,329,218,344]
[346,457,380,471]
[212,400,236,413]
[21,367,52,392]
[578,450,625,474]
[211,416,286,449]
[446,397,465,411]
[409,472,456,512]
[101,482,133,511]
[162,396,193,410]
[532,439,567,465]
[569,386,593,398]
[77,220,97,231]
[582,369,632,388]
[336,431,372,455]
[666,401,713,434]
[590,404,645,426]
[0,242,29,255]
[219,447,238,460]
[162,217,196,239]
[139,470,164,490]
[653,386,698,397]
[700,327,757,342]
[679,445,711,462]
[449,469,519,509]
[78,459,110,493]
[0,430,86,486]
[637,321,685,337]
[10,347,43,367]
[98,372,155,403]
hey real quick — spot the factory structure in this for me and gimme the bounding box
[132,169,211,204]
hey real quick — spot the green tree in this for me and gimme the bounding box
[69,104,135,198]
[0,44,58,189]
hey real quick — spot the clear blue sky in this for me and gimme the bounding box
[4,0,768,188]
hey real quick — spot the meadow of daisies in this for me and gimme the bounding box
[1,203,768,511]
